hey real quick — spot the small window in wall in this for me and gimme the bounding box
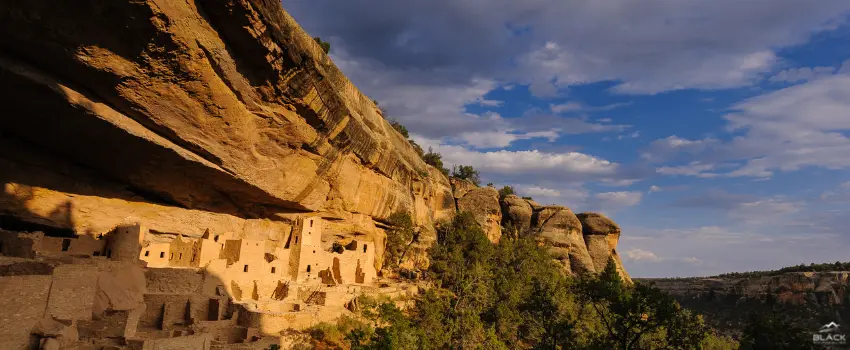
[363,244,368,253]
[244,265,249,272]
[313,250,316,254]
[213,236,219,242]
[61,239,71,252]
[306,265,311,273]
[170,253,174,260]
[271,267,276,273]
[179,253,183,260]
[144,251,150,257]
[295,236,299,244]
[160,252,165,258]
[310,220,313,228]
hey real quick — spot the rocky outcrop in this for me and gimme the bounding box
[0,0,631,286]
[641,272,850,306]
[537,207,596,275]
[450,178,478,201]
[576,212,631,282]
[457,187,502,243]
[0,0,455,272]
[577,213,619,269]
[492,196,631,280]
[638,271,850,335]
[525,199,544,211]
[500,195,533,230]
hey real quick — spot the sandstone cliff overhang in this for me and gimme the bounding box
[0,0,451,224]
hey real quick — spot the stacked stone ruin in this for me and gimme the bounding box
[0,217,395,348]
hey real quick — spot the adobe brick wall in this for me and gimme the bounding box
[145,268,204,294]
[128,333,212,350]
[0,229,38,258]
[78,309,132,339]
[167,235,194,267]
[46,264,99,321]
[0,275,52,349]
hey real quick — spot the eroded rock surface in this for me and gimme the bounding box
[0,0,457,273]
[577,212,623,275]
[450,177,478,200]
[500,195,533,230]
[537,207,596,274]
[457,187,502,243]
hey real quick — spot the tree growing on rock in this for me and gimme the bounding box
[389,120,409,138]
[422,147,449,177]
[498,185,515,199]
[576,258,710,349]
[452,165,481,186]
[384,211,415,269]
[313,36,331,53]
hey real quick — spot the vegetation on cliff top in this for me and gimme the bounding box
[452,165,481,186]
[498,185,515,199]
[313,36,331,53]
[640,261,850,282]
[422,147,450,177]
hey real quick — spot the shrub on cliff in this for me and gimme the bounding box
[498,185,514,199]
[410,140,424,157]
[422,147,450,177]
[313,36,331,53]
[389,120,409,138]
[384,211,415,269]
[452,165,481,186]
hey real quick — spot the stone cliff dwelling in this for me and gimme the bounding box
[0,216,388,349]
[138,217,377,290]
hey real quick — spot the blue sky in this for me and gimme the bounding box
[286,0,850,277]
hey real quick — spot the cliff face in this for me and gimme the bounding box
[0,0,453,269]
[640,272,850,306]
[450,183,632,282]
[638,272,850,334]
[0,0,629,280]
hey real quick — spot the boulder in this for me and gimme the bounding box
[457,187,502,243]
[577,212,621,236]
[500,195,533,231]
[577,212,630,282]
[525,199,544,211]
[32,318,78,349]
[533,205,566,230]
[92,262,147,316]
[537,207,596,274]
[450,177,477,199]
[40,338,60,350]
[32,318,75,338]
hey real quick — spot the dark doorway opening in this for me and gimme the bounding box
[207,299,220,321]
